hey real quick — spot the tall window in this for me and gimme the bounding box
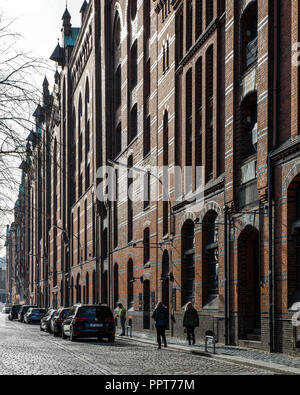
[163,111,169,236]
[113,169,119,248]
[181,220,195,306]
[196,0,203,39]
[202,211,219,305]
[186,70,193,168]
[241,2,258,71]
[206,0,214,27]
[130,41,138,91]
[144,228,150,265]
[175,7,184,66]
[240,92,257,162]
[129,104,138,144]
[86,272,89,305]
[205,46,214,181]
[113,15,122,158]
[128,156,133,242]
[114,263,119,308]
[92,270,96,304]
[84,200,87,261]
[195,58,203,168]
[77,207,81,264]
[127,259,134,309]
[186,0,193,51]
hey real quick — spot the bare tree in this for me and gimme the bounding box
[0,12,48,247]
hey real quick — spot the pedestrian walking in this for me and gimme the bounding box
[183,302,199,345]
[152,302,168,349]
[118,303,127,336]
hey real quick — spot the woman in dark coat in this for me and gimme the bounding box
[152,302,168,349]
[183,302,199,345]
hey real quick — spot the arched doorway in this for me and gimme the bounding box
[92,270,96,304]
[102,270,108,304]
[238,225,261,340]
[162,251,170,330]
[127,259,134,309]
[114,263,119,308]
[86,272,89,305]
[76,274,81,303]
[143,280,150,330]
[287,178,300,306]
[202,211,219,308]
[181,220,195,306]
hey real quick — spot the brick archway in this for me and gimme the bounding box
[238,225,261,340]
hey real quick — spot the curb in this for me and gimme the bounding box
[117,335,300,375]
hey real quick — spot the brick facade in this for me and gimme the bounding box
[6,0,300,355]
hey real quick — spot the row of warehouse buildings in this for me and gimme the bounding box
[5,0,300,354]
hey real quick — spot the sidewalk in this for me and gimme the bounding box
[116,328,300,375]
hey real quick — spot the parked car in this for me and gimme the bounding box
[50,308,70,337]
[2,306,11,314]
[24,308,47,324]
[8,305,22,320]
[18,305,38,322]
[62,304,115,342]
[40,309,56,332]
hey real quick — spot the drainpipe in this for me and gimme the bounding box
[268,0,279,353]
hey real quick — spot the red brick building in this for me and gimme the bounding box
[6,0,300,355]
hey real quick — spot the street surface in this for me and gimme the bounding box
[0,314,272,375]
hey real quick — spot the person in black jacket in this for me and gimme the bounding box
[183,302,199,345]
[152,302,168,349]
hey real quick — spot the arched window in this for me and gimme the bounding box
[127,259,134,309]
[239,92,257,163]
[181,220,195,306]
[241,1,258,70]
[202,211,219,306]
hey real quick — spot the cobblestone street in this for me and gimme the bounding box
[0,314,274,375]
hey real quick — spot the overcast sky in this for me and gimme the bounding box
[1,0,84,83]
[0,1,84,257]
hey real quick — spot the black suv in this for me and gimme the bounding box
[18,305,38,322]
[62,305,115,342]
[8,305,22,321]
